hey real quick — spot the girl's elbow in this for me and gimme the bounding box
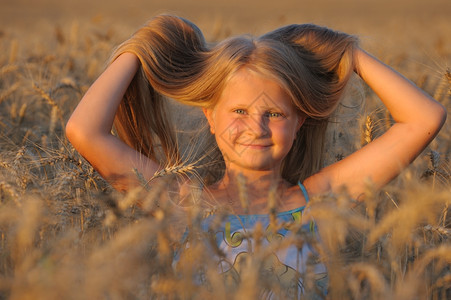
[439,104,447,124]
[65,118,88,150]
[425,103,447,137]
[434,103,447,131]
[65,118,76,144]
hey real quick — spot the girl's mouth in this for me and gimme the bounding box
[238,143,272,149]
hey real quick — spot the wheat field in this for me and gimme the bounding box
[0,0,450,299]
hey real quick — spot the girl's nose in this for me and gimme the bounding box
[246,113,270,138]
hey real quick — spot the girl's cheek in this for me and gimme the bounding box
[218,119,244,143]
[232,124,248,143]
[274,124,295,143]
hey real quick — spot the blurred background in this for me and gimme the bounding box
[1,0,450,57]
[0,2,450,299]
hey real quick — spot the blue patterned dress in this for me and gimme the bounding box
[177,182,328,298]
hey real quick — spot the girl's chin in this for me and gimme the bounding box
[220,147,284,171]
[225,157,281,172]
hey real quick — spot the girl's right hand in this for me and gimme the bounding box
[66,53,160,191]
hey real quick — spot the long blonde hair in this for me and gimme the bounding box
[111,15,358,184]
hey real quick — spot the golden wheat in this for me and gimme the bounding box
[150,163,196,181]
[361,114,374,146]
[0,11,449,300]
[434,73,449,103]
[0,82,19,105]
[8,39,18,64]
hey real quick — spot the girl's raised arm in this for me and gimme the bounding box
[66,53,160,191]
[305,48,447,198]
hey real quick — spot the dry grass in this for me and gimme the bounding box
[0,14,450,300]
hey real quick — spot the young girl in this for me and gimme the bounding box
[66,15,446,297]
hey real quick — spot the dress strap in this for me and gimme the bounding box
[297,181,310,204]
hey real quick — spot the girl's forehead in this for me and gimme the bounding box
[223,68,280,95]
[217,68,296,110]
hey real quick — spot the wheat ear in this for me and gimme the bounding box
[152,164,196,180]
[361,115,374,146]
[446,68,451,96]
[433,73,448,102]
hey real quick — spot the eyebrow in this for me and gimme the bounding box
[232,103,284,110]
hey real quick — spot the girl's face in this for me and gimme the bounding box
[203,68,305,173]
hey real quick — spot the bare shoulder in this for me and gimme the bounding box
[303,170,333,198]
[279,182,310,211]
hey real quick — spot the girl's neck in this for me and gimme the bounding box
[211,168,289,214]
[221,168,283,191]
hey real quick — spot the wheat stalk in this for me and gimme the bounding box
[54,25,65,45]
[347,263,389,299]
[132,161,200,192]
[423,224,451,237]
[52,77,81,94]
[433,73,448,102]
[0,64,18,77]
[237,172,249,214]
[0,82,20,105]
[267,182,277,227]
[69,21,79,46]
[446,68,451,97]
[361,115,374,146]
[0,181,20,206]
[9,40,18,64]
[17,103,27,125]
[415,74,428,89]
[140,141,221,189]
[10,102,17,120]
[0,161,13,170]
[32,82,65,132]
[32,82,61,111]
[446,68,451,84]
[426,150,441,189]
[151,163,196,181]
[13,146,26,167]
[429,150,440,170]
[384,109,392,131]
[49,106,58,135]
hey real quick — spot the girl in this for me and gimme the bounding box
[66,15,446,296]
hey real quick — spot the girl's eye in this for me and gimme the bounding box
[266,112,283,118]
[234,109,247,115]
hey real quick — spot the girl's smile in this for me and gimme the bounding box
[204,68,305,173]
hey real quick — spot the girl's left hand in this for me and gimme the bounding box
[305,48,446,199]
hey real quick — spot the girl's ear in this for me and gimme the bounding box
[202,108,215,134]
[296,114,306,132]
[293,114,306,140]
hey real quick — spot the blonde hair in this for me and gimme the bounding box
[111,15,358,184]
